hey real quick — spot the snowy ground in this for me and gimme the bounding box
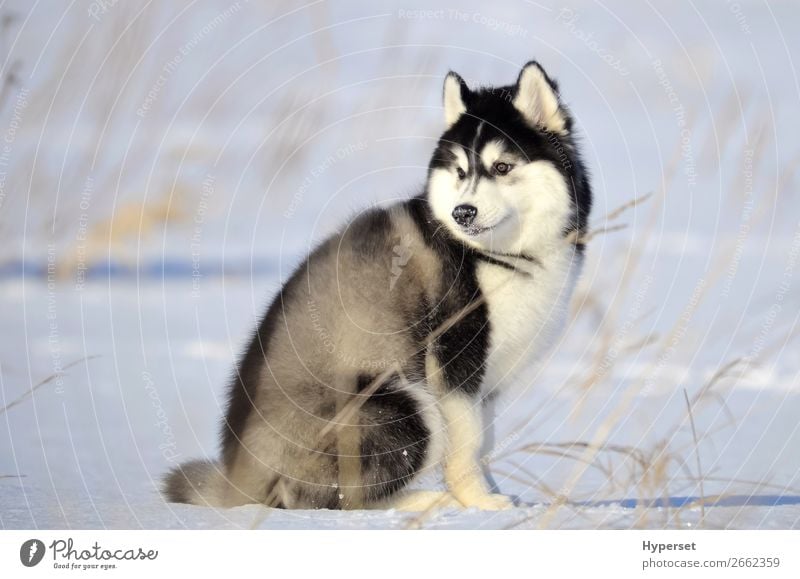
[2,0,800,529]
[2,276,799,529]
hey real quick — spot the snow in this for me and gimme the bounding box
[1,0,799,529]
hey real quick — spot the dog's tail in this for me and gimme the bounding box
[163,460,229,506]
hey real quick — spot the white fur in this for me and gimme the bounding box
[451,145,469,172]
[480,139,505,169]
[430,159,573,253]
[478,246,581,393]
[443,74,466,128]
[439,394,513,510]
[429,149,581,392]
[513,63,566,134]
[400,382,447,475]
[428,166,462,226]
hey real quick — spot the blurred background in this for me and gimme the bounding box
[1,0,799,529]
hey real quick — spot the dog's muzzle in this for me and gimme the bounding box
[452,204,477,227]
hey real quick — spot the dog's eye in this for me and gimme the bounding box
[494,162,513,175]
[456,167,466,180]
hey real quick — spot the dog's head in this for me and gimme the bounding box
[427,61,591,255]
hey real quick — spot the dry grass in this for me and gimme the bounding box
[0,356,98,415]
[683,388,705,524]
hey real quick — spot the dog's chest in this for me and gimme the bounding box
[477,251,579,391]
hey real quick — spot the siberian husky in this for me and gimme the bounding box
[165,61,592,511]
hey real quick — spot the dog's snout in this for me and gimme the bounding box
[452,204,477,227]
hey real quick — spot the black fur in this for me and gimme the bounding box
[359,382,429,503]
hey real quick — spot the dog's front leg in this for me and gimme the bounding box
[440,394,513,510]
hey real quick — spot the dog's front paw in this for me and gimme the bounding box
[459,492,514,511]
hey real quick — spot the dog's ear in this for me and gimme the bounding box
[513,61,567,134]
[443,71,468,128]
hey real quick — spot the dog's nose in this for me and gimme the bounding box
[452,204,477,227]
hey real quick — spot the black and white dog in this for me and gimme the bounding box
[165,61,592,511]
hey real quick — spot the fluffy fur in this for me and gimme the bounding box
[164,61,592,511]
